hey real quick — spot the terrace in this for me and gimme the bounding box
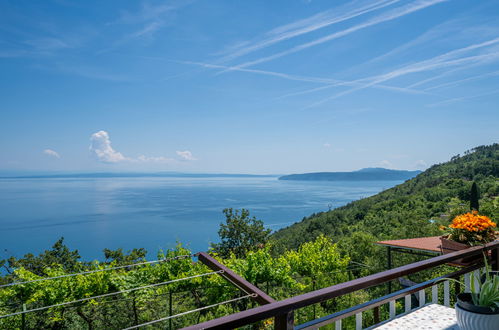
[184,240,499,329]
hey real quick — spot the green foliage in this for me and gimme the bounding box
[286,235,349,282]
[211,208,271,258]
[472,258,499,309]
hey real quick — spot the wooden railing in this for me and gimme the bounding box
[184,240,499,330]
[297,264,480,329]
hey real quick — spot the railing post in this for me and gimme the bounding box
[389,300,396,319]
[387,247,392,294]
[275,311,294,330]
[169,291,173,330]
[443,280,450,307]
[418,290,425,307]
[373,306,380,324]
[312,280,316,319]
[464,273,471,293]
[21,303,26,330]
[492,245,499,272]
[405,294,411,312]
[431,284,438,304]
[355,312,362,330]
[454,280,461,297]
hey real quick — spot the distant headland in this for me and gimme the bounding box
[278,168,422,181]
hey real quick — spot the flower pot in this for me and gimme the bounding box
[440,236,468,254]
[439,237,478,266]
[455,293,499,330]
[457,293,499,315]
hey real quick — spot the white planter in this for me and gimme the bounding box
[455,304,499,330]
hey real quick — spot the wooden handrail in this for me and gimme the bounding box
[183,241,499,329]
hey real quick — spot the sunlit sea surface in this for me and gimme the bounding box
[0,177,402,261]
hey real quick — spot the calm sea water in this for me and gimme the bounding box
[0,177,401,261]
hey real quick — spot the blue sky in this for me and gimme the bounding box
[0,0,498,174]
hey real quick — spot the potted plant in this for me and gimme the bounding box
[439,211,497,264]
[444,257,499,330]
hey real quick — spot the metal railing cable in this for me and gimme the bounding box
[1,283,240,310]
[0,285,242,308]
[349,261,375,269]
[0,254,193,289]
[122,293,257,330]
[0,270,223,319]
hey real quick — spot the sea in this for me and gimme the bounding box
[0,176,402,261]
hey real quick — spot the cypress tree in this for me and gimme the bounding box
[470,182,479,211]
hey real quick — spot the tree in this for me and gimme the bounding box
[470,181,480,211]
[7,237,82,276]
[103,247,147,265]
[211,208,271,258]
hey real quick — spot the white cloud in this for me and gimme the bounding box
[89,130,179,164]
[43,149,60,158]
[176,150,197,161]
[323,143,331,148]
[89,131,127,163]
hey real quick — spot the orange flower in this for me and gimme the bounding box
[449,212,496,232]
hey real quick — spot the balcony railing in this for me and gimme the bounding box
[184,240,499,330]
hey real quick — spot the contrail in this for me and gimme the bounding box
[224,0,449,72]
[219,0,400,62]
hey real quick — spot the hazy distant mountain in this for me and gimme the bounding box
[0,172,278,179]
[278,168,422,181]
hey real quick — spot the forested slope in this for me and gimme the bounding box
[273,144,499,251]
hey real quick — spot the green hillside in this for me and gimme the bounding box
[273,144,499,250]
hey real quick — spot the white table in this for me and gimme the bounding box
[370,303,459,329]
